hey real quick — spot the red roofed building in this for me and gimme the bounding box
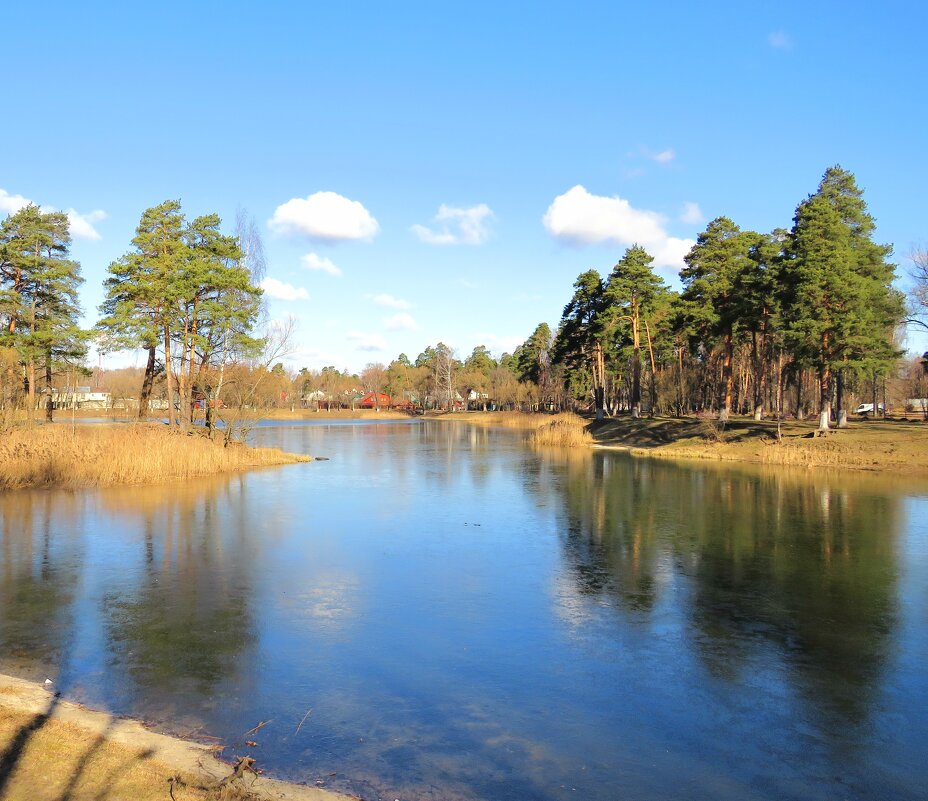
[358,391,391,409]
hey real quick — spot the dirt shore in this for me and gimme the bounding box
[0,674,350,801]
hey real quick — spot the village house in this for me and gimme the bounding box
[50,386,110,410]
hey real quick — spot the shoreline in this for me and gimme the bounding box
[0,423,312,492]
[51,408,415,422]
[444,411,928,475]
[588,415,928,473]
[0,673,350,800]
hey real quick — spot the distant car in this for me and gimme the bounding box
[855,403,884,415]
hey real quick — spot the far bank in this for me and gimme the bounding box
[447,411,928,474]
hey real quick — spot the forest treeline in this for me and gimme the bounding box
[0,166,924,431]
[311,166,915,432]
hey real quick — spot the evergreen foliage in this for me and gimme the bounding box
[0,205,87,421]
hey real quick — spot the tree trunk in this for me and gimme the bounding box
[776,357,785,442]
[163,324,176,426]
[26,359,36,423]
[818,364,832,433]
[719,329,733,422]
[795,371,803,420]
[631,355,641,418]
[644,319,657,418]
[176,317,192,429]
[631,314,641,419]
[45,347,53,423]
[593,343,605,420]
[836,368,848,428]
[204,386,214,432]
[139,345,156,419]
[676,345,685,417]
[752,331,764,421]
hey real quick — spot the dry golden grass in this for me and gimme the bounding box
[446,411,594,446]
[453,411,557,430]
[591,415,928,473]
[0,424,309,491]
[0,706,211,801]
[531,413,595,447]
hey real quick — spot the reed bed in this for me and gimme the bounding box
[457,411,562,430]
[0,424,309,491]
[447,410,595,446]
[634,432,917,472]
[531,413,594,447]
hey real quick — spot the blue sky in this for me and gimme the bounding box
[3,1,926,371]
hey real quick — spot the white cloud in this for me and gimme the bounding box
[384,312,419,331]
[66,209,107,240]
[411,203,493,245]
[543,185,695,269]
[269,191,379,242]
[680,201,704,225]
[471,333,524,355]
[1,190,106,240]
[652,237,696,269]
[371,293,412,310]
[0,189,30,215]
[301,252,342,276]
[260,277,310,301]
[768,31,792,49]
[347,331,387,352]
[651,149,675,164]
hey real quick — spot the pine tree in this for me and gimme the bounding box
[679,217,755,421]
[0,205,86,420]
[602,245,667,418]
[553,271,606,418]
[98,200,187,423]
[517,323,555,406]
[737,229,788,420]
[783,168,903,432]
[174,213,258,427]
[98,201,261,427]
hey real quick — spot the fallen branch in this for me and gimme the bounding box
[294,708,313,735]
[217,756,258,787]
[243,719,272,737]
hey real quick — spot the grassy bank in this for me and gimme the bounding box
[446,411,594,446]
[0,424,309,491]
[592,415,928,472]
[449,411,928,472]
[0,675,345,801]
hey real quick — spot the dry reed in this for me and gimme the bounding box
[457,411,559,430]
[0,424,309,491]
[531,413,594,447]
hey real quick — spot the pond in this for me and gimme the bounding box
[1,419,926,801]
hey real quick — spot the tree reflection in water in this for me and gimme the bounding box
[96,477,259,725]
[548,449,899,736]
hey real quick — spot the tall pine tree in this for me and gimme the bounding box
[602,245,667,418]
[0,205,85,421]
[783,167,903,432]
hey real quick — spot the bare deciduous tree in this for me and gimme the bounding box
[907,246,928,332]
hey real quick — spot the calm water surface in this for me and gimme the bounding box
[1,420,927,801]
